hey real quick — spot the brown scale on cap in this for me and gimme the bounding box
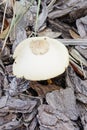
[30,38,49,55]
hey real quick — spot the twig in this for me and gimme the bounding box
[58,39,87,46]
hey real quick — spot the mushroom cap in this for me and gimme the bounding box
[13,37,69,81]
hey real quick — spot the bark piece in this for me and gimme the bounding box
[0,96,8,108]
[48,0,87,23]
[48,19,73,38]
[6,97,37,113]
[23,109,37,123]
[38,104,76,130]
[66,66,87,104]
[77,102,87,130]
[28,117,38,130]
[76,15,87,38]
[0,119,21,130]
[9,77,29,96]
[75,46,87,59]
[46,88,78,120]
[0,113,16,126]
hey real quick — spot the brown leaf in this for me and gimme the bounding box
[29,81,60,97]
[69,29,80,39]
[38,28,61,38]
[0,19,9,39]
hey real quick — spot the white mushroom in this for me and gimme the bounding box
[13,37,69,81]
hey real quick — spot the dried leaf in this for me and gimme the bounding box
[69,48,87,78]
[70,59,86,78]
[70,48,87,67]
[29,81,60,97]
[0,19,9,39]
[69,29,80,39]
[38,28,61,38]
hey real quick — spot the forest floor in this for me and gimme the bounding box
[0,0,87,130]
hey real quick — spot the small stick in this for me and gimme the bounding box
[57,39,87,46]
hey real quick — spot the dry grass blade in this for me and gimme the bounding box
[47,0,56,10]
[0,0,6,5]
[1,0,8,33]
[34,0,41,34]
[1,0,34,53]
